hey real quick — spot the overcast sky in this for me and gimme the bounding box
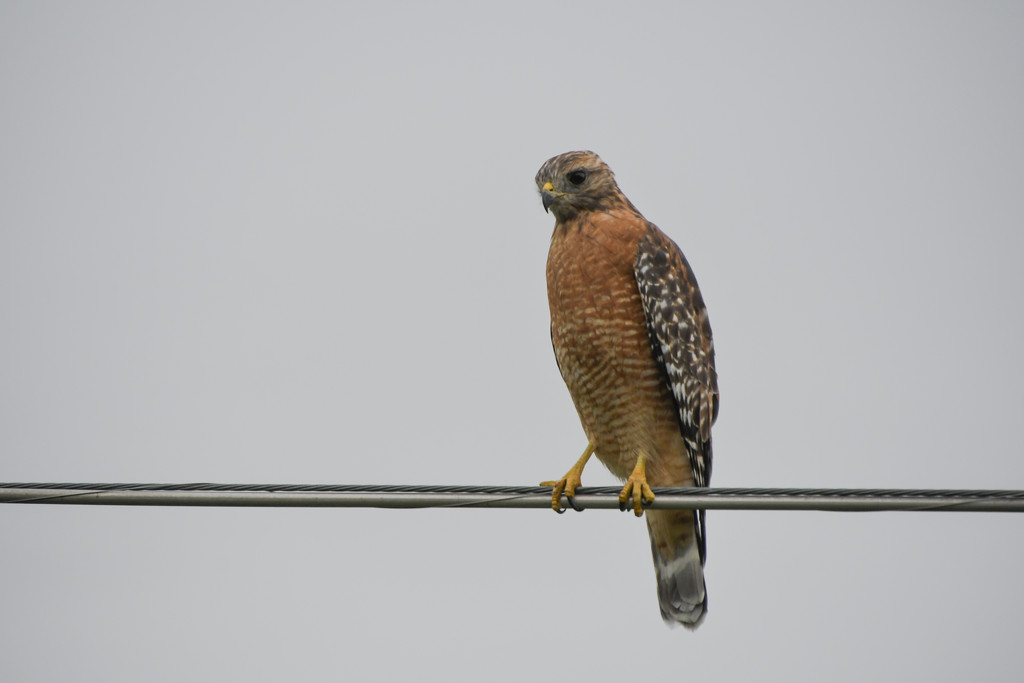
[2,2,1023,681]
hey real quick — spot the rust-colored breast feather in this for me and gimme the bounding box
[547,210,690,487]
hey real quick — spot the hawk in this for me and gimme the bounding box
[537,151,719,628]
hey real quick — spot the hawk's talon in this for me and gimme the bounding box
[541,442,595,514]
[618,456,655,517]
[540,477,583,513]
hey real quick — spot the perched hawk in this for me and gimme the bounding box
[537,151,719,628]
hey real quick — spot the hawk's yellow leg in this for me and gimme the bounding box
[540,442,595,512]
[619,454,655,517]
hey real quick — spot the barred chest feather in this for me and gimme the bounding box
[546,212,683,482]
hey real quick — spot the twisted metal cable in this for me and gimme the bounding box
[1,482,1023,511]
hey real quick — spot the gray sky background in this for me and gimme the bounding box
[3,2,1023,681]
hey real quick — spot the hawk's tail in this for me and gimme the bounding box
[645,508,707,629]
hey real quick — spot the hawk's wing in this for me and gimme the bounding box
[635,225,718,558]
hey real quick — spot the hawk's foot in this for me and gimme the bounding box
[540,442,595,513]
[619,455,655,517]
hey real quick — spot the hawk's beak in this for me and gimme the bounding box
[541,180,557,213]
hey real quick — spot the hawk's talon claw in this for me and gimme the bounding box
[566,495,584,512]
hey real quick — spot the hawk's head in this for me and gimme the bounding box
[535,150,635,222]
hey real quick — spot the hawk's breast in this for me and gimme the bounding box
[546,212,685,482]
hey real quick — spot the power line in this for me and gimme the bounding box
[1,483,1023,512]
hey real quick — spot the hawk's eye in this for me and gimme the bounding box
[567,170,587,186]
